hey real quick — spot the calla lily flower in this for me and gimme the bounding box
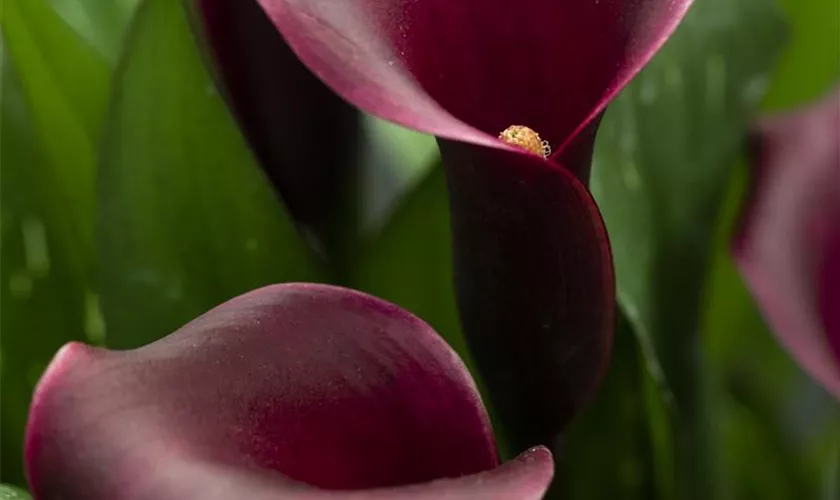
[733,89,840,398]
[26,284,554,499]
[197,0,694,453]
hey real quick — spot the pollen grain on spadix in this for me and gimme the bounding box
[498,125,551,158]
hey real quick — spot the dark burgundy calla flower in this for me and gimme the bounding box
[733,89,840,398]
[25,284,553,499]
[197,0,693,451]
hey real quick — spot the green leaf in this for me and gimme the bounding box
[559,315,656,499]
[0,0,110,275]
[47,0,139,63]
[762,0,840,110]
[822,435,840,500]
[0,484,32,500]
[357,115,439,234]
[590,0,786,497]
[0,1,109,485]
[98,0,326,348]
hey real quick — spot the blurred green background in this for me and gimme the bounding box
[1,0,838,498]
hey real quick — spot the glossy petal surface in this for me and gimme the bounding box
[733,89,840,397]
[197,0,359,243]
[24,284,552,499]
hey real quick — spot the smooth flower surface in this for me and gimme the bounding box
[216,0,693,451]
[25,284,553,499]
[733,89,840,398]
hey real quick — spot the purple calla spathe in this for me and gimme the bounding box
[25,284,553,499]
[733,88,840,398]
[197,0,694,453]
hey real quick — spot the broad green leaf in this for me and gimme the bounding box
[0,485,32,500]
[763,0,840,110]
[0,2,108,485]
[0,0,110,275]
[48,0,139,63]
[822,436,840,500]
[98,0,325,348]
[590,0,786,497]
[559,315,656,499]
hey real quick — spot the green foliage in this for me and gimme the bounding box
[98,0,326,348]
[559,315,656,499]
[590,0,787,496]
[763,0,840,110]
[592,0,786,404]
[0,484,32,500]
[0,0,110,484]
[1,0,108,274]
[47,0,138,63]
